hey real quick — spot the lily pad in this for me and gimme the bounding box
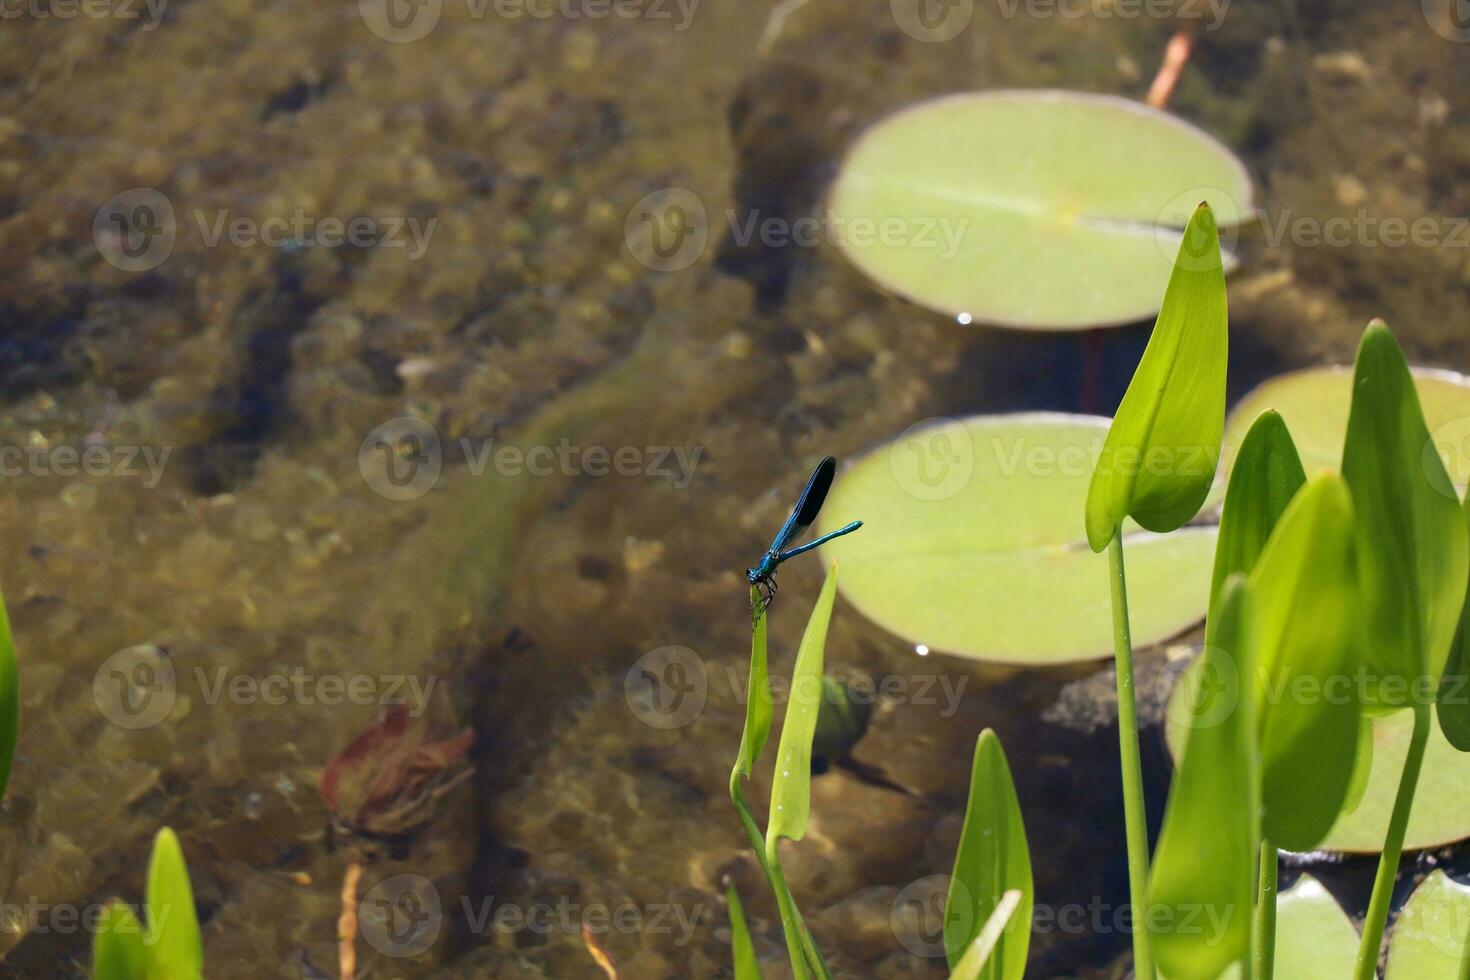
[1320,706,1470,853]
[1166,672,1470,852]
[814,414,1216,665]
[1386,870,1470,979]
[827,90,1254,330]
[1224,365,1470,490]
[1272,874,1359,979]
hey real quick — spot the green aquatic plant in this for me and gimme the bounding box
[1148,576,1256,980]
[743,220,1470,980]
[828,90,1254,330]
[945,730,1032,980]
[92,827,203,980]
[1264,870,1470,980]
[1150,324,1470,979]
[1340,324,1470,980]
[1270,875,1359,978]
[726,882,761,980]
[1084,201,1229,980]
[728,571,1031,979]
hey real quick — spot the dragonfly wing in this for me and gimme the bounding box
[771,455,836,551]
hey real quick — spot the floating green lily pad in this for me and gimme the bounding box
[1167,669,1470,852]
[828,90,1254,330]
[1273,874,1359,979]
[1386,870,1470,979]
[814,414,1216,665]
[1225,365,1470,489]
[1321,707,1470,853]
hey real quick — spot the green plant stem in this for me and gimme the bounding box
[1108,533,1155,980]
[1254,839,1277,980]
[764,838,813,980]
[1354,703,1431,980]
[730,777,774,877]
[730,777,831,980]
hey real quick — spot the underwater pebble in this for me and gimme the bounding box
[1421,95,1450,126]
[1313,51,1372,83]
[622,537,664,573]
[1334,174,1368,207]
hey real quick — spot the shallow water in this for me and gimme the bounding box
[0,0,1468,976]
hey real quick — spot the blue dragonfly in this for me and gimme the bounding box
[747,456,863,610]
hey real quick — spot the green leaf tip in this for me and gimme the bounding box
[1342,320,1469,701]
[93,902,149,980]
[726,883,763,980]
[945,729,1032,979]
[1085,201,1228,551]
[1209,409,1306,627]
[144,827,203,977]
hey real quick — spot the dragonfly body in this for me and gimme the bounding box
[747,456,863,609]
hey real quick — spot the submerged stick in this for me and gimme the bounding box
[337,861,362,980]
[1147,31,1195,109]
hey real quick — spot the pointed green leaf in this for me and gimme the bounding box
[1208,411,1306,616]
[1248,475,1363,851]
[1341,322,1470,703]
[1272,875,1359,979]
[1151,577,1256,980]
[1385,870,1470,979]
[0,583,17,800]
[1439,488,1470,750]
[1085,203,1227,551]
[734,589,774,781]
[766,565,839,845]
[949,890,1025,980]
[727,884,763,980]
[144,827,202,979]
[92,902,149,980]
[944,730,1032,979]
